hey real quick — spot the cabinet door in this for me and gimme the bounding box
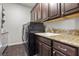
[48,3,60,19]
[41,3,48,21]
[53,49,66,56]
[31,9,37,22]
[31,10,35,22]
[42,43,51,56]
[37,4,41,22]
[61,3,79,15]
[34,8,38,22]
[38,41,42,56]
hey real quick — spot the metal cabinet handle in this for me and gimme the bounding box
[53,51,56,54]
[39,43,42,45]
[58,46,67,51]
[62,12,64,15]
[53,51,56,56]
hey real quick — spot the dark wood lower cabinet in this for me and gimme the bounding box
[37,41,42,56]
[53,41,77,56]
[36,35,78,56]
[53,49,66,56]
[37,40,51,56]
[42,43,51,56]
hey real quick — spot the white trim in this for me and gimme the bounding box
[8,41,26,46]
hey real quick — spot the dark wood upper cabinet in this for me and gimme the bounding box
[31,4,41,22]
[31,4,38,22]
[37,4,42,22]
[31,3,79,22]
[48,3,61,19]
[31,10,35,22]
[34,7,38,22]
[41,3,48,21]
[61,3,79,15]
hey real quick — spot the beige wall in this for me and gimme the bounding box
[0,4,1,44]
[0,4,2,32]
[2,3,31,46]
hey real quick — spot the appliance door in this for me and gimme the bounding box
[22,24,29,42]
[28,23,45,33]
[0,32,8,55]
[27,33,36,56]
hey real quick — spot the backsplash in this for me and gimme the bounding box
[48,29,79,36]
[44,18,79,36]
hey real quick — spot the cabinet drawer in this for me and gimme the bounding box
[37,36,51,46]
[53,41,77,56]
[53,49,66,56]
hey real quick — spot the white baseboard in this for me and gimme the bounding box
[8,41,26,46]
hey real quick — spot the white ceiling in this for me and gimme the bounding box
[20,3,36,9]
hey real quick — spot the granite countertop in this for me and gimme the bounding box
[35,33,79,47]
